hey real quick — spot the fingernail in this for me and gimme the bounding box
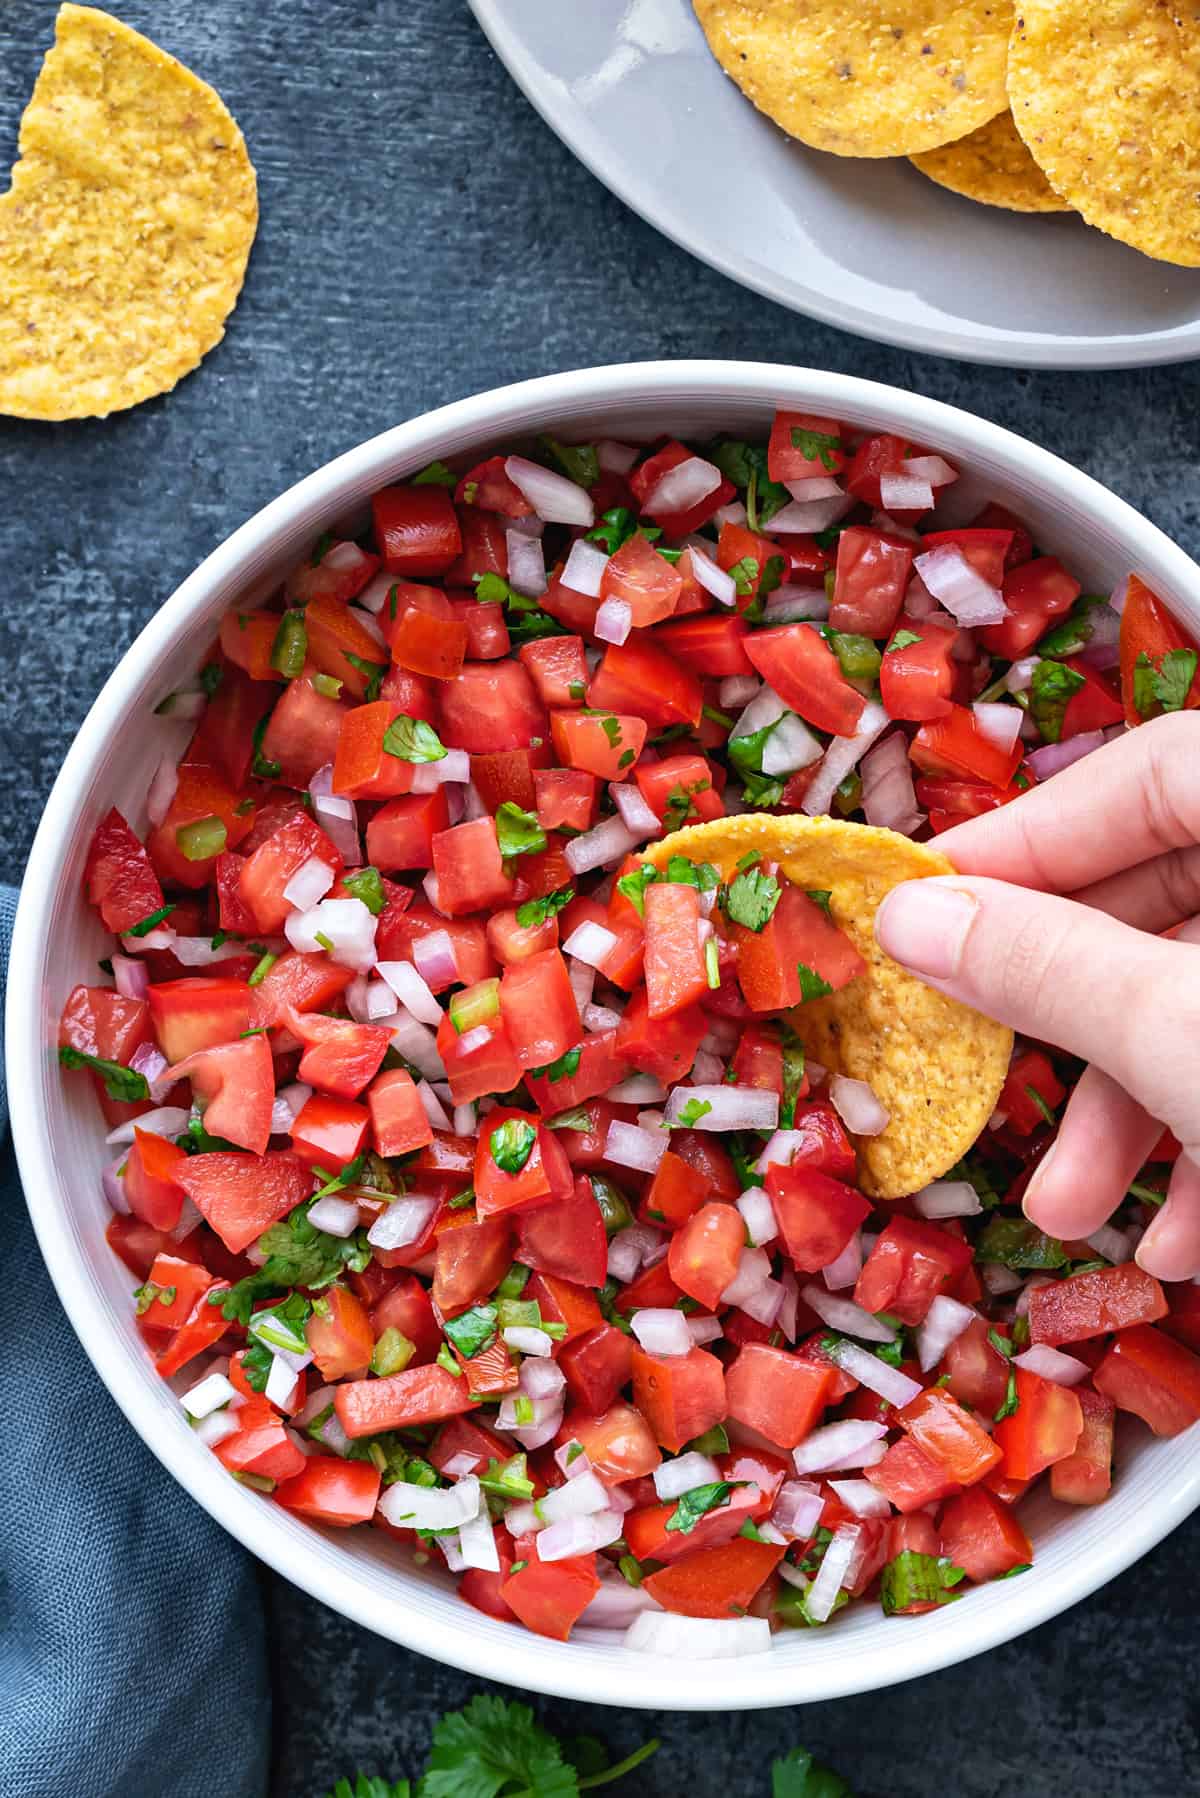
[1020,1140,1058,1222]
[875,881,979,979]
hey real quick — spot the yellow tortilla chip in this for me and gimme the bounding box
[910,109,1070,213]
[647,814,1012,1199]
[1007,0,1200,266]
[692,0,1011,158]
[0,4,258,420]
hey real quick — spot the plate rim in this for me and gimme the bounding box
[468,0,1200,371]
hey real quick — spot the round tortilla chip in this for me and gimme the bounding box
[910,109,1070,212]
[647,813,1012,1200]
[0,4,258,420]
[692,0,1012,158]
[1007,0,1200,266]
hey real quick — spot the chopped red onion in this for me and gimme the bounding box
[537,1509,624,1562]
[914,545,1007,627]
[564,815,643,876]
[686,1314,723,1346]
[905,454,958,487]
[786,476,844,502]
[1026,731,1107,780]
[604,1119,667,1175]
[664,1084,778,1133]
[367,1195,438,1250]
[105,1105,189,1146]
[880,473,934,512]
[861,732,924,836]
[111,953,150,1000]
[643,455,722,520]
[379,1474,481,1532]
[562,919,619,969]
[417,1079,452,1132]
[1073,603,1122,671]
[829,1478,892,1520]
[981,1262,1024,1296]
[826,1339,923,1408]
[306,1195,360,1238]
[653,1452,722,1500]
[384,1009,445,1080]
[309,767,362,863]
[761,584,830,625]
[713,499,748,529]
[741,1278,786,1328]
[610,782,661,840]
[802,701,890,817]
[800,1283,896,1345]
[271,1082,312,1136]
[563,538,610,597]
[753,1129,804,1173]
[553,1440,590,1481]
[777,1269,800,1343]
[452,1103,476,1137]
[761,712,822,777]
[285,897,376,971]
[506,529,547,598]
[580,1570,663,1632]
[772,1480,826,1540]
[915,1294,976,1372]
[830,1074,889,1137]
[769,494,854,535]
[822,1229,863,1291]
[914,1180,982,1220]
[718,674,761,710]
[283,854,336,912]
[624,1612,771,1660]
[1014,1344,1090,1386]
[606,1072,663,1104]
[686,1049,721,1088]
[972,701,1024,754]
[735,1187,778,1247]
[1087,1223,1133,1265]
[567,957,596,1014]
[405,934,458,995]
[687,543,737,608]
[596,438,639,475]
[720,1247,773,1309]
[791,1419,888,1476]
[130,1041,169,1092]
[505,454,594,527]
[606,1222,662,1281]
[146,755,180,828]
[630,1308,693,1357]
[168,934,252,968]
[806,1523,861,1623]
[101,1152,129,1214]
[595,597,633,645]
[584,1002,624,1034]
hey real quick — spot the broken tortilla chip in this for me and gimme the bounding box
[691,0,1012,158]
[910,109,1070,213]
[1007,0,1200,266]
[647,813,1013,1200]
[0,4,258,420]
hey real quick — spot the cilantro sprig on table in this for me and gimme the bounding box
[321,1694,856,1797]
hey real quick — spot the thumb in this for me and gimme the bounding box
[874,875,1200,1138]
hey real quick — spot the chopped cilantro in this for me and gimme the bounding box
[1035,594,1111,660]
[342,866,386,915]
[723,866,781,932]
[664,1480,743,1535]
[516,886,574,929]
[805,889,832,915]
[672,1097,713,1129]
[1024,1081,1058,1126]
[975,1215,1066,1269]
[796,961,833,1002]
[885,629,922,654]
[1028,659,1086,744]
[382,713,448,764]
[880,1551,966,1616]
[663,779,708,832]
[411,459,458,488]
[495,801,547,859]
[529,1047,582,1083]
[994,1369,1020,1422]
[586,506,638,555]
[124,903,176,939]
[58,1046,149,1103]
[1133,646,1198,719]
[789,426,841,471]
[538,436,599,488]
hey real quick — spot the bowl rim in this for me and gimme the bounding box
[9,359,1200,1710]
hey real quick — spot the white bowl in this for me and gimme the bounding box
[9,361,1200,1710]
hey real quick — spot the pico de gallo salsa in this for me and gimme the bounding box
[60,417,1200,1654]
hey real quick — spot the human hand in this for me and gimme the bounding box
[874,712,1200,1281]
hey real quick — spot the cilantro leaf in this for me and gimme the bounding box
[321,1776,411,1798]
[491,1118,537,1174]
[790,426,842,472]
[663,779,709,832]
[885,629,922,654]
[1035,594,1111,660]
[586,507,639,555]
[723,867,781,932]
[422,1694,577,1798]
[740,769,786,810]
[727,555,760,598]
[672,1097,713,1129]
[344,652,386,703]
[210,1199,372,1322]
[495,801,547,859]
[772,1746,856,1798]
[994,1367,1020,1422]
[616,864,658,918]
[880,1550,966,1616]
[1029,659,1086,744]
[665,1479,743,1535]
[529,1047,582,1083]
[382,714,448,764]
[412,460,458,488]
[779,1023,806,1129]
[797,961,834,1002]
[1134,646,1198,718]
[58,1045,150,1103]
[342,866,386,915]
[516,887,574,929]
[247,1290,312,1357]
[664,855,720,891]
[805,889,832,915]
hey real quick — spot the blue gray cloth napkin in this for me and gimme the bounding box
[0,886,270,1798]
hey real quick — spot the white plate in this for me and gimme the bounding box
[470,0,1200,369]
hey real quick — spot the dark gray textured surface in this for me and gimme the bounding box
[2,2,1198,1792]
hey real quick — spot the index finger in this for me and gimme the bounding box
[934,710,1200,894]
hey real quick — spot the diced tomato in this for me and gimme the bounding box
[942,1314,1010,1415]
[865,1436,961,1513]
[188,668,278,790]
[518,635,589,709]
[766,1163,870,1274]
[600,529,683,627]
[525,1271,603,1342]
[238,815,344,933]
[437,1009,522,1106]
[735,880,864,1012]
[290,1094,370,1173]
[566,1401,662,1482]
[335,1363,478,1438]
[939,1486,1032,1582]
[897,1386,1002,1485]
[1059,660,1125,739]
[784,1099,857,1180]
[84,808,165,936]
[449,595,510,660]
[979,557,1081,662]
[525,1029,630,1116]
[634,753,723,829]
[367,789,449,872]
[473,1108,553,1216]
[615,987,706,1083]
[1048,1386,1114,1505]
[831,527,913,638]
[455,454,531,517]
[725,1344,832,1449]
[642,1149,707,1230]
[438,660,547,753]
[169,1036,275,1155]
[498,947,581,1070]
[1028,1264,1167,1346]
[215,1399,307,1483]
[331,700,419,800]
[630,440,734,536]
[140,1253,213,1330]
[175,1151,314,1254]
[274,1456,381,1527]
[500,1551,599,1642]
[641,880,708,1019]
[1093,1324,1200,1437]
[248,951,353,1031]
[260,676,347,787]
[1163,1281,1200,1353]
[910,704,1023,789]
[653,613,754,678]
[515,1175,608,1288]
[1118,573,1200,725]
[306,1286,375,1382]
[879,614,957,722]
[367,1068,434,1157]
[432,1209,513,1316]
[372,484,462,576]
[643,1537,784,1619]
[744,623,865,738]
[285,1007,391,1099]
[432,817,514,916]
[668,1202,744,1311]
[531,767,597,835]
[1000,1049,1066,1136]
[767,410,845,482]
[855,1215,972,1326]
[391,603,469,682]
[147,976,252,1063]
[470,747,543,813]
[219,611,284,683]
[549,709,647,781]
[631,1343,726,1452]
[586,636,703,730]
[122,1129,189,1230]
[993,1369,1084,1477]
[558,1324,633,1415]
[624,1479,762,1564]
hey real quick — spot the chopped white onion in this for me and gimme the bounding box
[415,1079,452,1132]
[181,1371,237,1420]
[879,473,935,512]
[595,597,633,645]
[411,930,459,990]
[562,538,610,597]
[686,1314,723,1345]
[829,1075,889,1138]
[504,455,594,527]
[538,1469,613,1525]
[105,1106,189,1146]
[584,1002,624,1034]
[687,543,737,607]
[379,1474,481,1532]
[283,855,337,912]
[861,732,924,837]
[914,545,1008,627]
[653,1453,722,1501]
[609,785,660,843]
[306,1195,361,1238]
[772,1480,826,1540]
[972,701,1024,754]
[824,1338,923,1408]
[822,1230,863,1291]
[720,1247,773,1309]
[741,1278,786,1327]
[761,712,823,777]
[624,1612,771,1660]
[146,755,180,828]
[762,584,830,625]
[768,494,854,535]
[805,1523,861,1623]
[564,815,643,876]
[381,1009,445,1080]
[309,767,362,864]
[1015,1344,1090,1386]
[801,1284,896,1345]
[606,1072,664,1104]
[193,1410,241,1449]
[664,1085,779,1133]
[736,1186,778,1248]
[367,1195,438,1250]
[792,1419,888,1476]
[981,1262,1024,1296]
[562,921,619,971]
[828,1478,892,1519]
[537,1510,624,1561]
[506,529,548,598]
[596,438,639,475]
[718,675,761,711]
[265,1355,300,1410]
[733,682,789,741]
[915,1295,976,1373]
[376,959,443,1026]
[503,1325,554,1357]
[631,1308,693,1357]
[458,1507,501,1573]
[520,1355,567,1401]
[284,897,376,971]
[914,1180,982,1220]
[905,455,958,487]
[1086,1224,1133,1265]
[802,701,890,817]
[604,1119,668,1175]
[165,935,252,968]
[643,455,722,520]
[112,954,150,1000]
[410,748,471,791]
